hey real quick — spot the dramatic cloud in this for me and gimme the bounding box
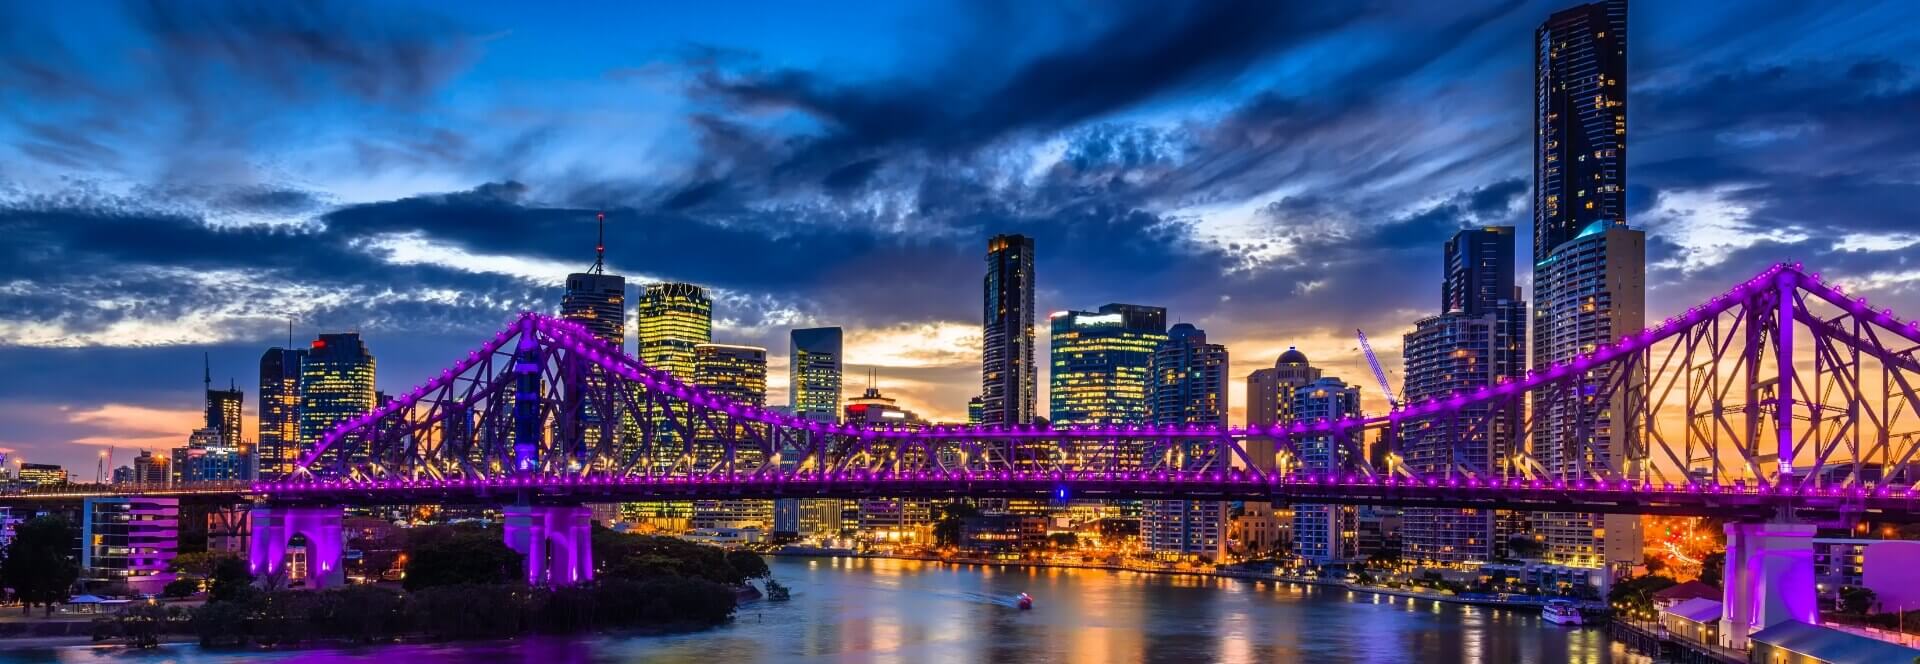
[2,0,1918,470]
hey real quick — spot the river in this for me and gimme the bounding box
[5,556,1651,663]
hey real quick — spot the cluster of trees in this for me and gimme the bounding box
[91,523,762,648]
[1,516,81,615]
[591,527,769,586]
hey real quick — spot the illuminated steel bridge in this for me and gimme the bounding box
[4,262,1915,640]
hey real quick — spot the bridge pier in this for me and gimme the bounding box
[248,504,346,589]
[1719,521,1817,650]
[504,504,594,586]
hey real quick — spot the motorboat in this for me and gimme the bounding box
[1016,593,1034,610]
[1542,599,1584,625]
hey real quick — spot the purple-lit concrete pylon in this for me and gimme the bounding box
[504,504,594,586]
[248,504,346,589]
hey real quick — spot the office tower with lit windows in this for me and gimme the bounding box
[562,274,627,346]
[1237,347,1321,555]
[1534,0,1643,577]
[298,333,376,474]
[204,357,243,451]
[562,211,627,347]
[80,496,178,595]
[1049,304,1168,429]
[1292,377,1362,565]
[1143,323,1229,561]
[17,463,68,487]
[560,226,627,470]
[172,426,248,483]
[845,384,934,547]
[981,234,1036,428]
[789,327,843,422]
[967,396,983,425]
[258,347,306,480]
[691,343,771,529]
[130,451,170,485]
[637,283,712,380]
[1401,227,1527,567]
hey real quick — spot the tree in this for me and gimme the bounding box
[1699,551,1726,589]
[169,551,237,578]
[725,550,770,581]
[162,577,201,599]
[1506,535,1546,560]
[1,516,80,615]
[1609,575,1678,617]
[403,531,523,591]
[1839,586,1877,616]
[1048,532,1078,549]
[932,501,980,548]
[208,556,254,603]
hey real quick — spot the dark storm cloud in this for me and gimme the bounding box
[0,0,484,176]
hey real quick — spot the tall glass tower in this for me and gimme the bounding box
[981,234,1036,427]
[298,333,376,474]
[1048,304,1168,427]
[637,283,712,380]
[1535,0,1628,259]
[257,347,307,480]
[789,327,843,423]
[1533,0,1643,578]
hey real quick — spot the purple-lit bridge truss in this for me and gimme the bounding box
[213,262,1918,522]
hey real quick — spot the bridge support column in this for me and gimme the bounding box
[247,504,345,589]
[504,504,594,586]
[1719,521,1817,650]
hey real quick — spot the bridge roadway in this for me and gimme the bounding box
[8,472,1918,523]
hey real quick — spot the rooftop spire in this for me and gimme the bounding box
[589,210,607,275]
[203,352,211,393]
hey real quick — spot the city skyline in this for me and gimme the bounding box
[5,0,1920,477]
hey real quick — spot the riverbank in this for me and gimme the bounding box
[772,550,1583,613]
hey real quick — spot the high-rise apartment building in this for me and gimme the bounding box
[981,234,1036,427]
[80,496,178,594]
[298,333,376,474]
[258,347,306,480]
[1049,304,1168,427]
[1535,0,1628,260]
[1292,377,1362,565]
[1533,0,1642,577]
[1143,323,1229,561]
[1401,227,1527,567]
[789,327,843,422]
[1237,347,1321,555]
[173,425,249,483]
[845,385,934,547]
[637,283,713,380]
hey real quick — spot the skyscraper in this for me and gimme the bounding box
[562,273,627,348]
[1239,347,1321,554]
[1292,376,1362,565]
[1048,304,1168,427]
[691,344,772,530]
[845,384,934,547]
[258,347,306,480]
[560,215,628,469]
[1533,0,1643,577]
[981,234,1036,427]
[298,333,376,474]
[637,283,712,380]
[1144,323,1229,561]
[789,327,843,422]
[1401,227,1527,567]
[1535,0,1628,261]
[203,357,243,452]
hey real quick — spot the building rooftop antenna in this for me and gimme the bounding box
[203,352,212,394]
[589,211,607,275]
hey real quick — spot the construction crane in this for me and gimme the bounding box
[1355,329,1399,410]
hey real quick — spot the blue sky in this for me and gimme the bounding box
[3,0,1919,473]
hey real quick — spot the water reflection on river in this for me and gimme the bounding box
[9,556,1650,663]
